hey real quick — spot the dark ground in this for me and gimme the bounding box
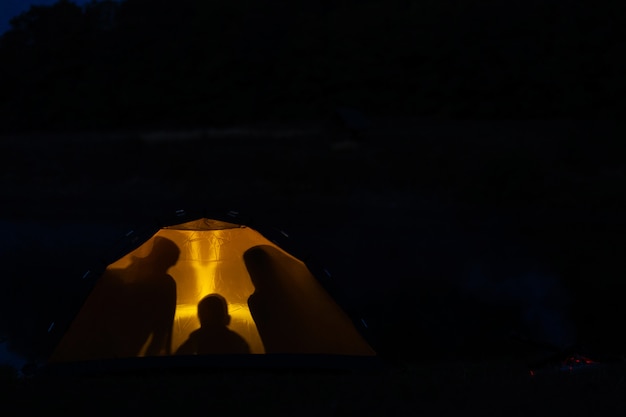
[1,119,625,415]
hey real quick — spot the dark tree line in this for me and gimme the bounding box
[0,0,624,132]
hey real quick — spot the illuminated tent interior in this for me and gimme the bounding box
[48,216,376,368]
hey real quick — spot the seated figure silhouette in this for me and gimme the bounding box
[244,245,316,353]
[244,244,376,355]
[175,293,250,355]
[122,236,179,357]
[50,236,179,361]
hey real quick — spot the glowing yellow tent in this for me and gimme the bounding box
[47,215,376,371]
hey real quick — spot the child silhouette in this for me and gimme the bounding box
[176,293,250,355]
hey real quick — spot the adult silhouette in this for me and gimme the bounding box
[175,293,250,355]
[50,236,180,361]
[244,245,316,353]
[244,245,376,355]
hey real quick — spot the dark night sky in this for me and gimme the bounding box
[1,0,623,130]
[1,0,92,35]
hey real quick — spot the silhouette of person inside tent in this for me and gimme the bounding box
[244,244,376,355]
[175,293,250,355]
[51,236,180,361]
[244,244,318,353]
[118,236,180,357]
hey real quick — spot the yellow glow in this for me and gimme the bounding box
[49,220,375,362]
[158,227,265,354]
[172,302,264,354]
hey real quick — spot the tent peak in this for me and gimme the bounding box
[163,217,243,231]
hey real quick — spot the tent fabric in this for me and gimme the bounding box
[48,217,376,367]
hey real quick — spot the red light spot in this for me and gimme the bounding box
[530,370,535,376]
